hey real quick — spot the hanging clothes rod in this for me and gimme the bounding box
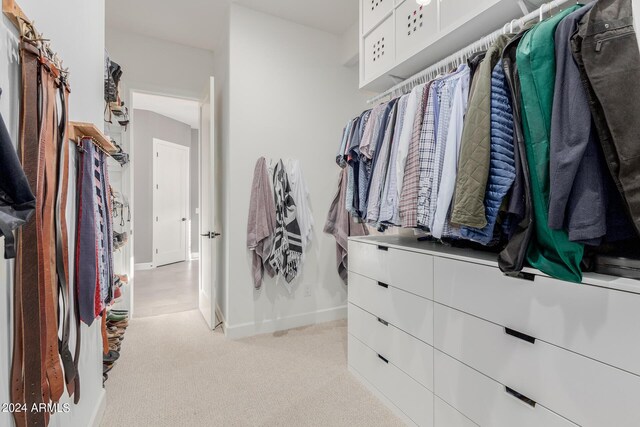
[367,0,576,105]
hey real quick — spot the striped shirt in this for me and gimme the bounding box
[379,94,410,225]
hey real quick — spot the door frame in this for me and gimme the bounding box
[152,137,190,267]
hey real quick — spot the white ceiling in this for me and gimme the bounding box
[232,0,358,36]
[132,92,201,130]
[106,0,358,52]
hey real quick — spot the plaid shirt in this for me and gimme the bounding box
[399,83,431,227]
[417,83,440,228]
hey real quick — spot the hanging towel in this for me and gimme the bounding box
[286,159,313,251]
[247,157,277,289]
[268,159,303,284]
[324,169,369,284]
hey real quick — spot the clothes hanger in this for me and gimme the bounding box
[540,3,549,22]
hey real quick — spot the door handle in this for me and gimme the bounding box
[201,231,221,239]
[182,218,187,222]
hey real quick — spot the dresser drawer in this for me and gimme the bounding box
[349,272,434,344]
[349,334,434,426]
[349,303,434,390]
[434,257,640,376]
[435,304,640,427]
[434,350,577,427]
[434,396,478,427]
[349,240,434,299]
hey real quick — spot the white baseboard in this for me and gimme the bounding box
[348,365,417,426]
[190,252,200,260]
[90,389,107,427]
[225,305,347,340]
[134,263,154,271]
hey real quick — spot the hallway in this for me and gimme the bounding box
[134,261,199,318]
[101,311,403,427]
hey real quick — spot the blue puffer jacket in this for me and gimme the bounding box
[461,63,516,245]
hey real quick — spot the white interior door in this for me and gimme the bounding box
[199,76,218,329]
[153,139,190,267]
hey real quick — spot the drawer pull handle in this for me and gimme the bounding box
[505,386,536,408]
[377,317,389,326]
[378,354,389,364]
[377,281,389,288]
[377,245,389,251]
[505,327,536,344]
[515,272,536,282]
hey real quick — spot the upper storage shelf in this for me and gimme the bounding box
[359,0,540,92]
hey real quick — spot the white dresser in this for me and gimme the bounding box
[347,235,640,427]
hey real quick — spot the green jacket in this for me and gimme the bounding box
[452,34,513,229]
[516,5,584,283]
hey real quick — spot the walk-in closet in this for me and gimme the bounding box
[1,0,640,426]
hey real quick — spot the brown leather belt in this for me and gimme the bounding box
[11,39,78,426]
[40,55,65,405]
[11,40,46,427]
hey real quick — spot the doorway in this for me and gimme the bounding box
[130,91,204,318]
[153,138,189,267]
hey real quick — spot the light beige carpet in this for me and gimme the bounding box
[101,310,404,427]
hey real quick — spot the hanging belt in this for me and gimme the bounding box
[11,40,46,427]
[39,57,65,405]
[55,77,77,397]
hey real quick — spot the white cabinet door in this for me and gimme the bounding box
[363,0,395,34]
[395,0,439,63]
[364,16,395,82]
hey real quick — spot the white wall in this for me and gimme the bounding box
[340,21,360,67]
[0,1,106,426]
[106,28,215,100]
[223,5,369,338]
[212,2,231,324]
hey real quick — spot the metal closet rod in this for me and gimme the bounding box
[367,0,576,104]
